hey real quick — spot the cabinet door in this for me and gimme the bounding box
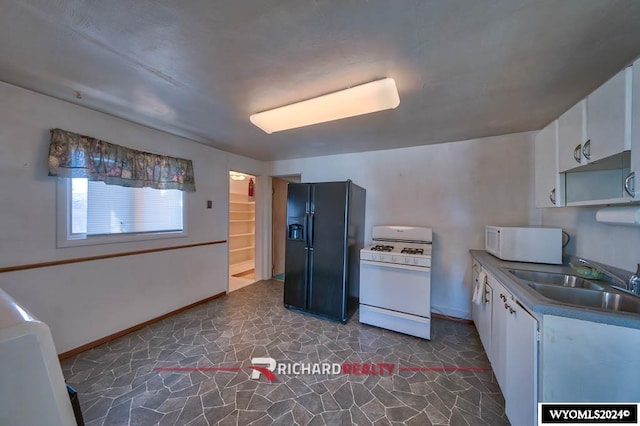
[629,59,640,200]
[489,275,509,391]
[505,301,538,426]
[535,120,564,207]
[542,315,640,402]
[558,100,587,172]
[586,67,632,163]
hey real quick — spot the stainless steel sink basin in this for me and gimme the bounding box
[528,283,640,314]
[508,269,604,290]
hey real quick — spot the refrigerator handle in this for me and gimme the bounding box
[303,242,309,307]
[308,212,315,248]
[308,185,315,248]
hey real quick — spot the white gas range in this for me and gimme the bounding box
[359,226,432,339]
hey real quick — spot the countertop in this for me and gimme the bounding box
[470,250,640,329]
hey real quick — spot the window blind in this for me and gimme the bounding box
[71,179,183,236]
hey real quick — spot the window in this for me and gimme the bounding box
[58,178,187,247]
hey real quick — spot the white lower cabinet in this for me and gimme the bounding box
[474,266,539,426]
[489,275,509,389]
[474,258,640,424]
[542,315,640,402]
[505,299,538,426]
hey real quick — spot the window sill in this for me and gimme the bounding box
[56,231,188,249]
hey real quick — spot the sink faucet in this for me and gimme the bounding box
[575,258,640,296]
[630,264,640,295]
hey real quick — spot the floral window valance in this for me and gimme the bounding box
[48,128,196,192]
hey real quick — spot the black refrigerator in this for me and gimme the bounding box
[284,180,366,323]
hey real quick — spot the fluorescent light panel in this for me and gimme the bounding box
[250,78,400,134]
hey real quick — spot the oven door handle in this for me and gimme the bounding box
[360,260,430,272]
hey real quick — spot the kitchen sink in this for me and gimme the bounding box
[528,283,640,314]
[508,269,605,290]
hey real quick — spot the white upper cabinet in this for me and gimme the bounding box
[537,60,637,206]
[535,120,564,207]
[585,67,632,163]
[558,100,587,172]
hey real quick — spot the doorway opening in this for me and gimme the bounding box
[271,175,301,281]
[229,171,256,292]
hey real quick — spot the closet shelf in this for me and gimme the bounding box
[229,191,254,270]
[230,232,255,237]
[229,260,254,276]
[229,245,255,253]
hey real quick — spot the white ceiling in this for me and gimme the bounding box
[2,1,640,161]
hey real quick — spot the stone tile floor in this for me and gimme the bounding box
[62,280,509,425]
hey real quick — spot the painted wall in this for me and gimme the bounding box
[270,132,534,318]
[537,207,640,272]
[0,82,261,353]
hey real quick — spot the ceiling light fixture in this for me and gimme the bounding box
[250,78,400,134]
[229,171,246,181]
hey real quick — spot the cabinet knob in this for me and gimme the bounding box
[573,144,582,163]
[509,307,515,314]
[504,302,509,310]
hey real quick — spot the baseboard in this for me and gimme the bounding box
[432,312,474,324]
[431,304,472,323]
[58,291,226,361]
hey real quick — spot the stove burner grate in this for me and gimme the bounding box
[371,245,394,252]
[401,248,424,255]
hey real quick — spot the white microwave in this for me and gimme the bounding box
[485,226,563,264]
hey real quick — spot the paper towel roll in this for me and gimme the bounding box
[595,207,640,226]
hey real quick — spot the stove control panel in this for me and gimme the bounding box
[360,251,431,268]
